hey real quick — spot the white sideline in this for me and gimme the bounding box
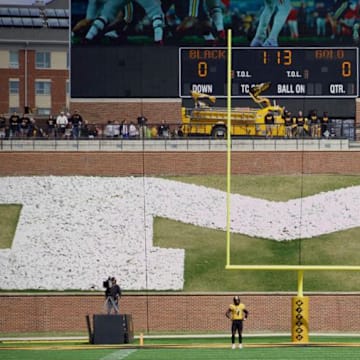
[2,333,360,342]
[100,349,137,360]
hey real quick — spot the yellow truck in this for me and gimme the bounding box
[181,83,286,138]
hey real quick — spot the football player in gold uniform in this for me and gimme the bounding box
[225,296,249,349]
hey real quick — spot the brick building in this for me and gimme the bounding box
[0,0,69,116]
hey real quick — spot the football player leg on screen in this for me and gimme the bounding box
[250,0,292,47]
[206,0,226,40]
[175,0,225,43]
[136,0,165,44]
[84,0,126,41]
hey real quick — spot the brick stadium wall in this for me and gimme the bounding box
[2,151,360,176]
[0,293,359,335]
[70,100,182,124]
[70,98,360,135]
[1,150,360,335]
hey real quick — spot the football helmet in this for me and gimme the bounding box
[233,296,240,305]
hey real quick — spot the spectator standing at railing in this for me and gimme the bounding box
[56,111,68,138]
[83,120,99,139]
[129,121,139,138]
[296,110,306,138]
[309,110,320,138]
[264,111,274,138]
[20,112,32,138]
[121,119,129,138]
[283,110,293,139]
[151,125,158,138]
[64,122,73,139]
[46,115,56,138]
[321,111,330,138]
[0,114,6,139]
[104,120,114,138]
[113,120,121,138]
[69,110,83,139]
[31,118,45,138]
[137,115,148,139]
[9,111,21,138]
[158,119,170,138]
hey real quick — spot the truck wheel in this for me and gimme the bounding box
[211,126,227,139]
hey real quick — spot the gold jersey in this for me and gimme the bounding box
[229,303,246,320]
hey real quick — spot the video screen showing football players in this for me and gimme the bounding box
[71,0,360,46]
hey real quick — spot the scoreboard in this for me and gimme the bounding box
[179,47,359,98]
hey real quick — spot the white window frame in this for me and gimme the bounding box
[66,80,70,96]
[9,79,19,94]
[9,50,19,69]
[36,51,51,69]
[9,107,20,113]
[37,108,51,116]
[35,80,51,95]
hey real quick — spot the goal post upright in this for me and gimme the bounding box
[224,27,360,345]
[226,28,232,268]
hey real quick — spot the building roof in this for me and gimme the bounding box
[32,0,69,9]
[0,0,69,44]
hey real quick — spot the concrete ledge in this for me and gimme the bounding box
[0,138,351,152]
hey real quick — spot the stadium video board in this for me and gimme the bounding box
[71,0,360,98]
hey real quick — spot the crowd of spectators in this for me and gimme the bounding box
[0,108,351,141]
[263,109,333,139]
[0,111,180,140]
[0,111,46,139]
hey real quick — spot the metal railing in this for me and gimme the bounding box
[0,119,357,153]
[0,137,351,152]
[0,118,356,141]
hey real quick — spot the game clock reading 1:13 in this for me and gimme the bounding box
[179,47,359,98]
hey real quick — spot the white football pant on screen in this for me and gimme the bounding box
[251,0,292,47]
[85,0,126,40]
[186,0,224,32]
[136,0,164,43]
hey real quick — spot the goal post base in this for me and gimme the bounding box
[291,296,309,343]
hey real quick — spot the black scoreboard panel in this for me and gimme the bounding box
[71,46,179,98]
[179,47,359,98]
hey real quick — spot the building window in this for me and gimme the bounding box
[37,108,51,116]
[35,81,51,95]
[66,80,70,96]
[9,51,19,68]
[9,107,20,114]
[36,51,51,68]
[9,80,19,94]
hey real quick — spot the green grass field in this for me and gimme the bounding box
[156,174,360,292]
[0,204,21,249]
[2,337,360,360]
[165,174,360,201]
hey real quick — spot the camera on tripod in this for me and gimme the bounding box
[103,276,114,289]
[102,276,120,314]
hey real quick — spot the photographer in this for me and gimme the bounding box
[103,277,122,314]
